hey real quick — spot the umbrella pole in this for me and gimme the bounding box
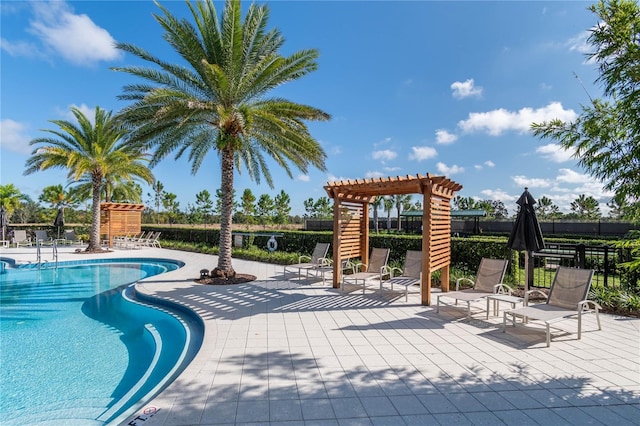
[524,251,534,293]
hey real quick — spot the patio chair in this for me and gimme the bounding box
[284,242,331,279]
[13,230,32,247]
[135,231,161,248]
[436,258,510,319]
[503,267,600,347]
[382,250,422,301]
[63,230,82,245]
[341,247,391,294]
[34,230,53,246]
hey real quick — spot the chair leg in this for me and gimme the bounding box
[546,323,551,347]
[466,302,471,319]
[578,312,582,340]
[436,296,440,313]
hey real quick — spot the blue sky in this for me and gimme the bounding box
[1,1,610,217]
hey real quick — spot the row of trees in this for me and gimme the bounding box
[2,180,636,232]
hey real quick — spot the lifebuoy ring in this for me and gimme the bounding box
[267,236,278,252]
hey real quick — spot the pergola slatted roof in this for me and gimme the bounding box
[325,173,463,305]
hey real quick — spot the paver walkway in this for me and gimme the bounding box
[2,246,639,425]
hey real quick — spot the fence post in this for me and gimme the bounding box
[603,245,609,287]
[577,244,586,269]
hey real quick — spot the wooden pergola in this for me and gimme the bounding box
[324,173,463,305]
[100,202,145,247]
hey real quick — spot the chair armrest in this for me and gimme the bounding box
[524,289,548,306]
[298,255,311,263]
[354,262,366,273]
[579,299,602,312]
[390,266,403,278]
[380,265,391,280]
[318,257,331,267]
[456,277,473,291]
[494,283,513,295]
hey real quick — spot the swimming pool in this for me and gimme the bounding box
[0,258,202,425]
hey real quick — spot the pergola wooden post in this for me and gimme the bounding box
[325,174,462,305]
[100,202,145,247]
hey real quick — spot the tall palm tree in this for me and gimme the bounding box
[113,0,329,278]
[393,194,412,231]
[24,106,154,252]
[383,196,394,231]
[371,196,383,233]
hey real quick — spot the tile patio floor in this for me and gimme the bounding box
[2,245,639,425]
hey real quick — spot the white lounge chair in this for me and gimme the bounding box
[12,230,32,247]
[503,267,601,347]
[284,242,330,279]
[383,250,422,301]
[342,247,391,294]
[63,230,83,245]
[34,230,53,246]
[436,258,510,319]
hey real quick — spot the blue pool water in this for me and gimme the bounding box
[0,258,201,425]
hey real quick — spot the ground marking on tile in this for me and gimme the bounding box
[126,406,159,425]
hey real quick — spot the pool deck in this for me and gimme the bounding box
[2,245,639,425]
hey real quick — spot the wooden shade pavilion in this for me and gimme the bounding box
[324,174,462,305]
[100,202,145,247]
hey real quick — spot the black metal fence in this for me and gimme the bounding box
[528,243,638,290]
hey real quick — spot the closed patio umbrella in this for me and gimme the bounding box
[506,188,545,292]
[54,208,65,239]
[0,206,7,241]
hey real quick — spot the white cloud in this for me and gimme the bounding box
[373,137,392,148]
[0,119,32,154]
[436,162,464,175]
[566,30,591,55]
[7,1,123,66]
[297,174,310,182]
[365,171,385,179]
[480,188,515,202]
[372,149,397,161]
[474,165,483,170]
[457,102,577,136]
[408,146,437,161]
[451,79,483,99]
[536,143,574,163]
[556,168,592,184]
[435,129,458,145]
[512,175,551,188]
[484,160,495,168]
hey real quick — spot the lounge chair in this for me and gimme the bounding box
[436,258,510,319]
[383,250,422,301]
[503,267,601,347]
[284,242,330,279]
[135,231,161,248]
[34,230,54,245]
[63,230,82,245]
[13,230,32,247]
[342,247,391,294]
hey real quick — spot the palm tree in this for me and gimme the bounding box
[383,197,394,231]
[113,0,329,278]
[393,194,412,231]
[371,196,383,233]
[0,184,24,219]
[24,106,154,252]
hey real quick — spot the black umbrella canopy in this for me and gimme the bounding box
[0,206,7,241]
[54,208,64,239]
[54,208,65,227]
[507,188,545,252]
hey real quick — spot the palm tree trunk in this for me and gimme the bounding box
[214,146,236,278]
[87,176,102,251]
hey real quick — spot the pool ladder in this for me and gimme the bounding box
[35,240,58,268]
